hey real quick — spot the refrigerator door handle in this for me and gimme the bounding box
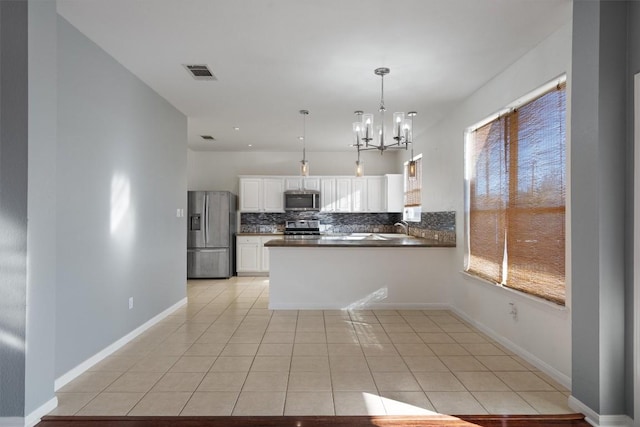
[204,194,209,245]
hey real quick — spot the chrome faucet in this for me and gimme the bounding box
[393,220,409,234]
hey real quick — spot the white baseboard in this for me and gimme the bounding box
[0,418,23,427]
[450,306,572,390]
[268,302,450,310]
[24,396,58,427]
[55,297,187,391]
[367,303,451,310]
[568,396,633,427]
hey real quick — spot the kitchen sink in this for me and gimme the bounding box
[321,234,368,241]
[373,233,413,239]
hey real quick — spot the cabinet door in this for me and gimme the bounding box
[385,174,404,212]
[237,239,260,272]
[351,178,366,212]
[284,178,302,191]
[239,178,262,212]
[335,178,352,212]
[260,235,283,272]
[366,176,385,212]
[263,178,284,212]
[320,178,336,212]
[303,178,320,191]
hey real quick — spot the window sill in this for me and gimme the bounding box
[459,271,569,314]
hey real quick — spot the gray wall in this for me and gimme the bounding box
[25,0,58,414]
[571,0,629,416]
[56,17,187,377]
[0,0,28,417]
[626,1,640,418]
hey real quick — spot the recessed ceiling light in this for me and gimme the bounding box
[233,127,240,131]
[298,136,304,141]
[200,135,215,141]
[248,144,253,147]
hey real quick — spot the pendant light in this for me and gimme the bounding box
[299,109,309,176]
[407,111,417,179]
[355,154,364,177]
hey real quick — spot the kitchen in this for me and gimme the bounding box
[5,1,637,425]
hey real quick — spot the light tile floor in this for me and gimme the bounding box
[50,276,572,417]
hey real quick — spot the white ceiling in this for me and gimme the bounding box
[57,0,571,152]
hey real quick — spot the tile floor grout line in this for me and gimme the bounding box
[53,277,574,417]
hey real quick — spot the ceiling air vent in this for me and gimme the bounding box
[184,64,217,81]
[200,135,215,141]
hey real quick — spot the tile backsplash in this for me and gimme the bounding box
[407,211,456,244]
[240,212,402,234]
[240,210,456,244]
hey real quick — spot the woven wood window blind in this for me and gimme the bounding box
[404,157,422,207]
[466,83,566,305]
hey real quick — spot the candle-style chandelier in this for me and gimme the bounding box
[352,67,416,176]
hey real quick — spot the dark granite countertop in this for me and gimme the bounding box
[264,234,455,248]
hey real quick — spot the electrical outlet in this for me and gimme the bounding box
[509,302,518,321]
[176,208,181,217]
[129,297,134,310]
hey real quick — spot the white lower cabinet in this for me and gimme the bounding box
[236,235,283,275]
[237,236,260,272]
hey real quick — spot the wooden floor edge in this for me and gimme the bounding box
[38,413,590,427]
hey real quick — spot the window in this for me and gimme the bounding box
[464,81,566,305]
[403,154,422,222]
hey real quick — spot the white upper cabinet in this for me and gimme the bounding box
[239,177,284,212]
[262,178,284,212]
[239,178,262,212]
[351,178,366,212]
[320,178,336,212]
[284,177,320,191]
[303,177,320,191]
[335,178,352,212]
[284,178,302,191]
[240,174,401,213]
[366,176,385,212]
[385,174,404,213]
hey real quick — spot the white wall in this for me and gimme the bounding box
[55,17,188,378]
[270,247,455,310]
[188,149,401,193]
[410,21,573,385]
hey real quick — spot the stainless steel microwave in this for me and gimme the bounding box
[284,190,321,211]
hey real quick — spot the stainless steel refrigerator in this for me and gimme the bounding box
[187,191,237,278]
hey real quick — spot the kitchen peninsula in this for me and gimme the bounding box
[265,235,455,310]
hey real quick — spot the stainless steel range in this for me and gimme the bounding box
[284,220,320,238]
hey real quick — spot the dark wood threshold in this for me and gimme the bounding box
[38,413,590,427]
